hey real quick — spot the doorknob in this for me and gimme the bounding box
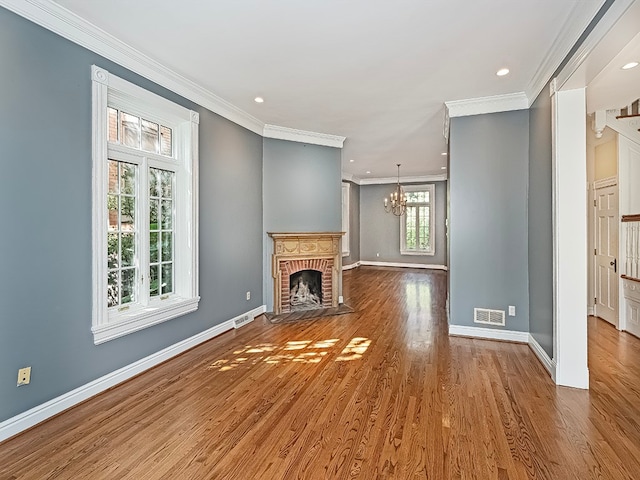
[610,259,617,272]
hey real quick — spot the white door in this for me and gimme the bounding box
[594,184,619,325]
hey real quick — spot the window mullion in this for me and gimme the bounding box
[139,159,150,306]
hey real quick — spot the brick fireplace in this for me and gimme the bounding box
[268,232,343,314]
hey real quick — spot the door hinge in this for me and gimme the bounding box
[594,199,596,207]
[594,297,597,303]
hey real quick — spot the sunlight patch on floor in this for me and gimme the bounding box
[336,337,371,361]
[208,338,342,371]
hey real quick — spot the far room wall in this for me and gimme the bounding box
[359,181,448,267]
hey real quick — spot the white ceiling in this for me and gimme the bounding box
[51,0,605,180]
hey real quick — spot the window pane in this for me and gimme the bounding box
[108,107,118,143]
[121,268,136,304]
[405,206,417,249]
[149,264,159,297]
[161,170,173,198]
[107,233,118,269]
[120,163,136,195]
[149,168,159,198]
[107,195,118,232]
[161,264,173,294]
[150,232,159,263]
[161,200,172,230]
[120,196,136,231]
[161,232,172,262]
[106,160,138,308]
[107,271,119,308]
[121,112,140,149]
[418,206,430,250]
[121,233,135,267]
[160,126,172,156]
[108,160,118,193]
[141,119,159,153]
[406,191,428,203]
[149,199,159,230]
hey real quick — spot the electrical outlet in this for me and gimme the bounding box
[508,305,516,316]
[17,367,31,386]
[246,291,251,301]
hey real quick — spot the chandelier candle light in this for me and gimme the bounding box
[384,164,407,216]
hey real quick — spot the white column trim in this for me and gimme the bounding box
[552,87,589,389]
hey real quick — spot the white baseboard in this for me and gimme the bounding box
[0,305,266,443]
[342,261,361,271]
[448,324,528,343]
[528,334,557,381]
[587,305,594,316]
[360,261,448,270]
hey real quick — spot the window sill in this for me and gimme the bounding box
[92,296,200,345]
[400,250,435,256]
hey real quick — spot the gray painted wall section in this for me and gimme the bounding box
[449,111,530,332]
[528,88,554,356]
[262,139,342,311]
[360,182,447,266]
[342,181,360,266]
[0,8,263,423]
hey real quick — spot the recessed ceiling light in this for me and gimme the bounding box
[254,97,264,103]
[366,171,371,174]
[622,62,639,70]
[349,159,355,163]
[441,152,447,156]
[441,166,447,170]
[496,68,510,77]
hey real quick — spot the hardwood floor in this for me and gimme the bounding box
[2,267,640,479]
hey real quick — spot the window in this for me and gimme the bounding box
[91,65,199,344]
[401,184,435,255]
[342,182,350,257]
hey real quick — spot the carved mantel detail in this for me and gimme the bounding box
[268,232,344,315]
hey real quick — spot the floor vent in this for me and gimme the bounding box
[234,314,253,329]
[474,308,505,326]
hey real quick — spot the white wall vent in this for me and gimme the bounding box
[233,314,253,329]
[474,308,506,326]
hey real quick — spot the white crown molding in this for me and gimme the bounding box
[448,324,529,343]
[0,305,266,443]
[341,172,356,183]
[554,0,635,92]
[525,0,608,103]
[0,0,266,134]
[263,124,346,148]
[359,174,447,185]
[445,92,529,118]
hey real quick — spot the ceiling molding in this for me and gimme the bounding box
[445,92,529,118]
[0,0,267,134]
[555,0,636,92]
[525,0,608,104]
[263,124,346,148]
[358,174,447,185]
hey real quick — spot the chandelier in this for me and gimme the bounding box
[384,164,407,216]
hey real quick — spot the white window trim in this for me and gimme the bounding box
[91,65,199,344]
[342,182,350,257]
[400,184,435,256]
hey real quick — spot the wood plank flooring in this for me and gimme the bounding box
[1,267,640,479]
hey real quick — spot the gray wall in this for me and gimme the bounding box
[528,89,554,356]
[449,111,530,331]
[360,181,447,266]
[342,181,360,266]
[263,139,342,310]
[0,8,263,423]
